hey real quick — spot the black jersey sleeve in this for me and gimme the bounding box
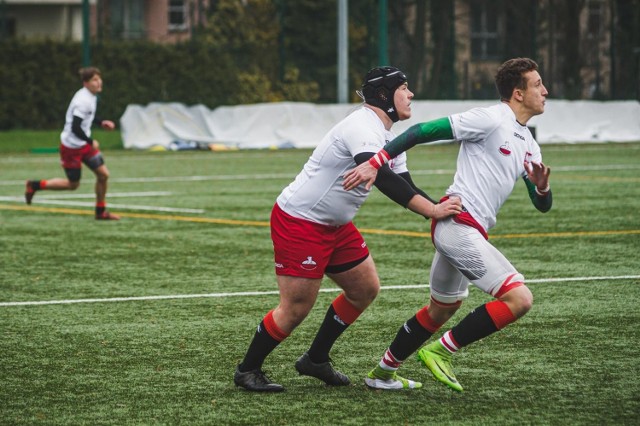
[353,152,436,208]
[72,115,94,144]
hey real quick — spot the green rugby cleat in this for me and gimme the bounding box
[417,341,463,392]
[364,365,422,390]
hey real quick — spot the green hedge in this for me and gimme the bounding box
[0,39,319,130]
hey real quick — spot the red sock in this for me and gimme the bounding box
[416,306,443,334]
[440,330,461,353]
[380,348,402,370]
[35,180,47,190]
[96,201,106,216]
[332,293,362,325]
[485,300,516,330]
[263,310,289,342]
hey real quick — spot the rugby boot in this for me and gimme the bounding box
[234,366,284,392]
[96,211,120,220]
[294,352,350,386]
[417,341,463,392]
[25,180,36,205]
[364,365,422,390]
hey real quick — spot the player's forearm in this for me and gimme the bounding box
[398,171,438,204]
[524,177,553,212]
[385,117,453,158]
[373,167,419,208]
[72,115,93,144]
[405,194,437,219]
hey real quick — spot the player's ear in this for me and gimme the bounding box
[513,89,525,102]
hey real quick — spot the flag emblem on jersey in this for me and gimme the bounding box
[499,141,511,156]
[301,256,318,270]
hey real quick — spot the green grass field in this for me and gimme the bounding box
[1,138,639,425]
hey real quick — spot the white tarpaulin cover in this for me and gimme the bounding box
[120,100,640,150]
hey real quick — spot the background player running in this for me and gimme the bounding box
[25,67,119,220]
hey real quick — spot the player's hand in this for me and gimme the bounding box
[524,160,551,192]
[92,140,100,149]
[430,196,463,220]
[343,162,379,191]
[101,120,116,131]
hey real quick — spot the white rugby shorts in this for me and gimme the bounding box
[429,217,522,304]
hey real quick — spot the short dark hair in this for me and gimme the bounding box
[79,67,101,82]
[495,58,538,101]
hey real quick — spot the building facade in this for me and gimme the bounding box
[0,0,207,43]
[393,0,624,100]
[2,0,635,100]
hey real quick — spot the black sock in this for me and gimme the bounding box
[450,304,499,347]
[96,206,106,216]
[307,304,349,363]
[31,180,42,191]
[388,315,433,361]
[238,320,282,372]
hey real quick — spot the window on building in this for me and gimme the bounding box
[587,0,603,39]
[169,0,189,31]
[0,17,16,39]
[109,0,145,39]
[586,0,604,93]
[470,0,500,61]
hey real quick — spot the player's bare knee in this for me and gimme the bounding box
[363,285,380,305]
[276,304,309,330]
[69,181,80,190]
[501,285,533,317]
[519,286,534,314]
[427,301,460,324]
[96,172,109,183]
[344,282,379,307]
[366,279,381,300]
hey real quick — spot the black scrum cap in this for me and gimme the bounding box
[361,66,408,122]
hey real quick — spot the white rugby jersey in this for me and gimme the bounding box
[60,87,97,148]
[447,102,542,231]
[277,106,408,226]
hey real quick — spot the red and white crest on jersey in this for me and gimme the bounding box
[498,141,511,156]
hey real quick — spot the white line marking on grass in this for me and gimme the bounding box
[1,275,638,307]
[113,174,294,183]
[37,200,203,214]
[0,174,292,186]
[2,164,638,187]
[0,176,281,186]
[410,164,640,175]
[550,164,640,172]
[0,191,172,200]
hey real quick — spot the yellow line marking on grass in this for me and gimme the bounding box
[358,228,428,237]
[0,204,268,227]
[113,211,268,226]
[491,229,640,239]
[2,203,639,239]
[359,228,640,239]
[1,204,95,216]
